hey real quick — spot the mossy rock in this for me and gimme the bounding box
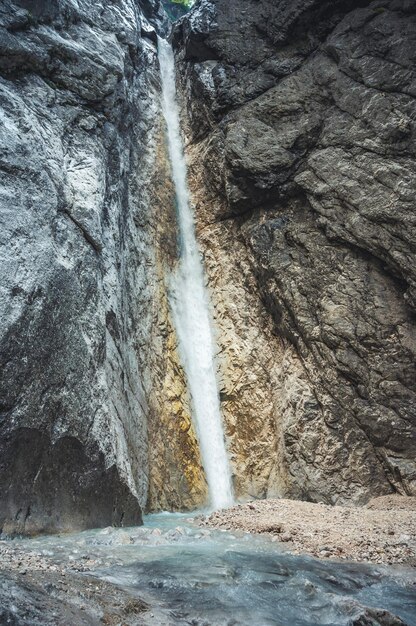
[162,0,194,21]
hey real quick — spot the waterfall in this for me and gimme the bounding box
[157,37,233,510]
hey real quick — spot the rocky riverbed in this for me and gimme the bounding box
[198,496,416,567]
[0,539,156,625]
[2,512,416,625]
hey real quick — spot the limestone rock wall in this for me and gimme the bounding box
[174,0,416,503]
[0,0,170,535]
[2,0,415,530]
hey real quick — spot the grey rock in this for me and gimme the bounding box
[352,606,408,626]
[174,0,416,503]
[0,0,169,534]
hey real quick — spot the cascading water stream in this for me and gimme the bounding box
[157,37,233,510]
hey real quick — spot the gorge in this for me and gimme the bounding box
[1,0,414,534]
[0,0,416,622]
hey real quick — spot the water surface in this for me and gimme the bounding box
[18,513,416,626]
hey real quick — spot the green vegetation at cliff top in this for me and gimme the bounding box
[162,0,195,21]
[171,0,195,6]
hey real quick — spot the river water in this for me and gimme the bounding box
[15,513,416,625]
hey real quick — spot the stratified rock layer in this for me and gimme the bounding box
[174,0,416,503]
[0,0,170,534]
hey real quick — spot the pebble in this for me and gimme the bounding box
[200,496,416,566]
[319,550,331,558]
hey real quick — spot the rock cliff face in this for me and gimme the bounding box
[1,0,415,532]
[174,0,416,504]
[0,0,171,535]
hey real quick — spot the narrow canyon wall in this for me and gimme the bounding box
[0,0,208,531]
[174,0,416,503]
[0,0,172,535]
[2,0,415,531]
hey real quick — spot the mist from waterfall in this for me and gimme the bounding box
[157,37,233,510]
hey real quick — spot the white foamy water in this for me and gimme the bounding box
[157,37,233,510]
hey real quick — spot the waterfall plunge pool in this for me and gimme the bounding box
[7,513,416,625]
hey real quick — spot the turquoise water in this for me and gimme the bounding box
[18,513,416,625]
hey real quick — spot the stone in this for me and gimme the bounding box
[173,0,416,505]
[0,0,168,534]
[2,0,416,530]
[352,607,407,626]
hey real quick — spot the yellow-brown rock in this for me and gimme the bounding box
[145,125,207,511]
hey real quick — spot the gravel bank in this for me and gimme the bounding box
[199,496,416,566]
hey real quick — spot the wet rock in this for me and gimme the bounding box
[0,567,152,626]
[352,607,407,626]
